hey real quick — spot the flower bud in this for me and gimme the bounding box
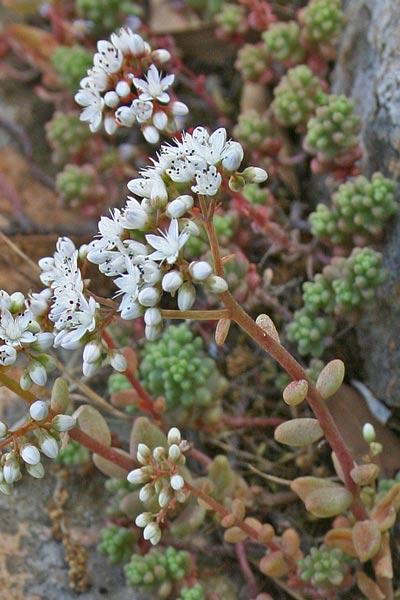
[26,462,45,479]
[104,91,119,107]
[168,444,181,462]
[221,142,244,172]
[170,474,184,490]
[178,283,196,311]
[153,111,168,130]
[104,116,117,135]
[152,446,166,462]
[120,300,143,320]
[135,512,153,527]
[30,400,49,422]
[115,106,136,127]
[51,414,76,432]
[127,467,150,485]
[78,244,88,261]
[83,341,102,364]
[144,308,163,327]
[31,332,54,352]
[39,433,59,459]
[137,443,151,465]
[28,361,47,387]
[0,421,8,438]
[0,482,12,495]
[109,351,127,372]
[0,344,17,366]
[142,125,160,144]
[3,454,21,484]
[159,486,173,507]
[205,275,228,294]
[115,80,131,97]
[138,286,161,307]
[241,166,268,183]
[152,47,171,62]
[20,444,41,465]
[139,483,155,502]
[20,371,32,390]
[167,427,181,446]
[171,101,189,116]
[189,261,213,281]
[228,174,245,192]
[9,292,25,313]
[128,34,146,55]
[362,423,376,443]
[145,324,162,341]
[162,271,183,294]
[143,522,161,543]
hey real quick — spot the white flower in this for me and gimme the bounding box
[75,85,104,132]
[146,219,190,265]
[132,64,174,103]
[111,28,147,56]
[0,309,36,347]
[191,165,222,196]
[130,99,153,123]
[95,40,123,73]
[119,197,149,230]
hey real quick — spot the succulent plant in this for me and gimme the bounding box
[46,112,91,165]
[56,440,90,467]
[139,324,227,425]
[51,46,93,94]
[304,95,361,160]
[56,164,96,207]
[235,43,271,81]
[286,308,335,356]
[272,65,327,128]
[76,0,142,35]
[98,524,137,563]
[214,3,247,36]
[299,0,346,46]
[310,173,398,244]
[262,21,305,64]
[124,546,190,594]
[298,545,353,587]
[177,583,206,600]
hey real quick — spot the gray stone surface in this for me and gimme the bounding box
[333,0,400,408]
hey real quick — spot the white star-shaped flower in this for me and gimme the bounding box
[132,64,174,103]
[191,165,222,196]
[145,219,190,265]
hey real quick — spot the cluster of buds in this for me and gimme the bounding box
[262,21,305,65]
[75,28,188,143]
[234,43,272,83]
[85,126,267,340]
[127,427,190,545]
[0,379,75,495]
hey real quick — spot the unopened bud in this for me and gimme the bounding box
[0,421,8,438]
[178,283,196,311]
[26,462,45,478]
[241,166,268,183]
[51,414,76,432]
[135,512,153,527]
[189,261,213,281]
[127,467,150,485]
[9,292,25,313]
[205,275,228,294]
[30,400,49,422]
[167,427,181,446]
[109,351,127,372]
[142,125,160,144]
[39,433,59,459]
[20,444,41,465]
[28,361,47,387]
[83,341,102,364]
[170,474,184,490]
[362,423,376,443]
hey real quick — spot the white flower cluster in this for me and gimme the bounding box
[0,399,75,495]
[127,427,189,545]
[38,237,126,376]
[0,290,54,387]
[87,126,267,340]
[75,28,188,143]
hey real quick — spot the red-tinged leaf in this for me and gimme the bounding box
[356,571,385,600]
[259,551,290,578]
[110,389,140,408]
[72,405,111,446]
[371,483,400,531]
[92,448,131,478]
[5,24,58,74]
[324,528,358,558]
[375,532,393,579]
[305,486,353,518]
[352,520,381,562]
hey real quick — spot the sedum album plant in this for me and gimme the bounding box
[0,1,399,599]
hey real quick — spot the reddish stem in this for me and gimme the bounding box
[69,428,135,472]
[102,330,160,420]
[236,542,258,598]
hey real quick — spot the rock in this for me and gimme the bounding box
[333,0,400,407]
